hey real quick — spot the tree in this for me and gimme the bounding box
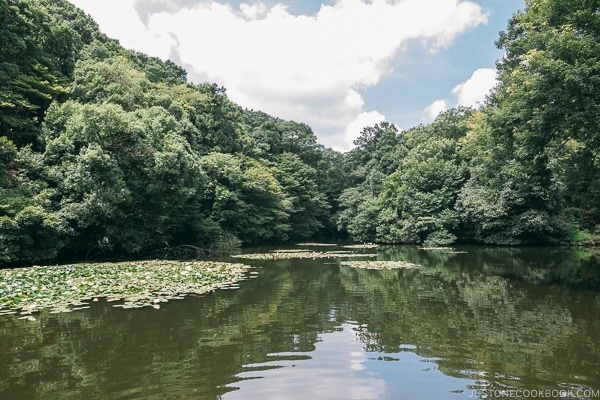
[376,109,471,245]
[350,121,400,176]
[336,122,401,242]
[71,56,150,111]
[457,0,600,244]
[0,0,67,147]
[0,142,66,262]
[273,153,329,240]
[200,153,291,243]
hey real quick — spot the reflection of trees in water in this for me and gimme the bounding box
[0,248,599,398]
[378,245,600,288]
[338,250,600,390]
[0,258,347,399]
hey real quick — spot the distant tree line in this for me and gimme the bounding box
[339,0,599,247]
[1,0,598,264]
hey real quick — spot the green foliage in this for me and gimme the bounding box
[338,111,470,245]
[0,0,100,148]
[245,115,324,166]
[336,122,400,242]
[337,0,599,246]
[40,101,218,255]
[2,0,599,263]
[376,111,470,245]
[452,0,600,244]
[200,153,290,243]
[0,205,65,262]
[314,148,348,236]
[71,56,150,110]
[337,186,381,242]
[272,153,329,240]
[0,0,61,146]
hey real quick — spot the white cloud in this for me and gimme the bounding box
[423,99,448,120]
[422,67,497,121]
[451,67,497,107]
[322,109,386,152]
[67,0,488,150]
[68,0,176,59]
[228,323,386,400]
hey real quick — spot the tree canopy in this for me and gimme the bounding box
[1,0,599,264]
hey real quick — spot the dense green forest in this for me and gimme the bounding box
[1,0,598,264]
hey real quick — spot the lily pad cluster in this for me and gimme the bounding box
[0,260,252,316]
[232,251,377,260]
[295,243,338,247]
[340,261,421,270]
[419,247,468,254]
[343,244,379,249]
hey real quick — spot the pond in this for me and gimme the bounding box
[1,245,599,399]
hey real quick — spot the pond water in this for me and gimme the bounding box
[1,245,600,400]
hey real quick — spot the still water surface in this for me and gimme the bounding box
[1,245,599,399]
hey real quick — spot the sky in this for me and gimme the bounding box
[66,0,525,151]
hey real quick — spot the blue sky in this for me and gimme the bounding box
[67,0,525,151]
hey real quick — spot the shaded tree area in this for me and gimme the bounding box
[337,0,600,246]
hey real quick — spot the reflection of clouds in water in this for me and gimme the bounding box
[226,323,386,400]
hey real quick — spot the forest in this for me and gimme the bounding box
[1,0,599,265]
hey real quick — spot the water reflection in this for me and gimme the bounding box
[0,246,599,399]
[228,323,386,400]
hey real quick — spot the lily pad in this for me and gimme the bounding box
[232,251,378,260]
[340,261,421,270]
[343,244,379,249]
[295,243,338,247]
[419,247,468,254]
[0,260,254,316]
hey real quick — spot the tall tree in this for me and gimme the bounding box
[337,122,400,242]
[273,152,329,240]
[0,0,65,147]
[377,109,471,245]
[458,0,600,244]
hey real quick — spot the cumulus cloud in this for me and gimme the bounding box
[322,109,386,152]
[423,67,497,121]
[452,67,497,107]
[67,0,488,151]
[423,99,448,120]
[68,0,176,59]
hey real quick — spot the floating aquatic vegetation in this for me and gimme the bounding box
[232,251,337,260]
[232,251,378,260]
[342,244,379,249]
[295,243,338,247]
[269,249,309,253]
[340,261,421,270]
[419,247,468,254]
[0,260,253,316]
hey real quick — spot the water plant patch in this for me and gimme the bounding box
[340,261,421,270]
[232,251,377,260]
[0,260,253,316]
